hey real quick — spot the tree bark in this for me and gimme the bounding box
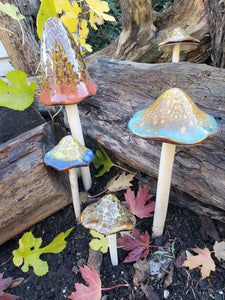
[0,0,41,75]
[0,122,72,245]
[86,0,210,64]
[77,57,224,221]
[203,0,225,68]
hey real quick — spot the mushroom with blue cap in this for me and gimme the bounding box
[128,88,217,237]
[44,135,94,219]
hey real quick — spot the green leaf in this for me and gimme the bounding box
[12,228,73,276]
[93,144,114,177]
[37,0,57,39]
[89,230,109,253]
[0,2,24,21]
[0,70,37,111]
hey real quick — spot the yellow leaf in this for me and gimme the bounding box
[86,0,115,23]
[54,0,72,13]
[37,0,57,39]
[89,10,98,30]
[182,247,215,279]
[79,38,93,52]
[106,172,135,193]
[60,13,79,33]
[79,19,89,39]
[89,230,109,253]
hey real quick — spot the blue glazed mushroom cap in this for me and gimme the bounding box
[44,135,94,171]
[128,88,217,145]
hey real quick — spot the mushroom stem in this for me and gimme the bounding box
[65,104,92,191]
[108,233,118,266]
[172,43,181,62]
[152,142,176,237]
[68,168,80,220]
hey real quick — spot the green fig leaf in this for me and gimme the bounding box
[0,2,24,21]
[0,70,37,111]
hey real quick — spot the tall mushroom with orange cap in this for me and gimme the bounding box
[80,194,135,266]
[44,135,94,219]
[158,27,200,62]
[129,88,217,237]
[40,17,97,192]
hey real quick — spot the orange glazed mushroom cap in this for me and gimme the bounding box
[128,88,217,145]
[80,194,135,235]
[40,17,97,106]
[158,27,200,52]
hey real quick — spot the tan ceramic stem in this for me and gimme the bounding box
[152,143,176,237]
[68,168,80,220]
[108,233,118,266]
[65,105,92,191]
[172,43,180,62]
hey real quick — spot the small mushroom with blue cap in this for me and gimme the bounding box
[158,27,200,62]
[40,17,97,192]
[44,135,94,220]
[80,194,135,266]
[128,88,217,237]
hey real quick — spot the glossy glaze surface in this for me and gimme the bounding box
[44,135,94,171]
[40,17,97,106]
[129,88,217,145]
[80,194,135,235]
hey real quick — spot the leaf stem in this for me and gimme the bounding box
[19,21,25,46]
[0,27,14,34]
[102,283,129,291]
[113,164,136,175]
[88,188,108,198]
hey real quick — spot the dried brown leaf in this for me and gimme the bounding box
[106,172,134,193]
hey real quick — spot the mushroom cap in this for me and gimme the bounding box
[158,27,200,52]
[44,135,94,171]
[80,194,135,235]
[40,17,97,106]
[128,88,217,145]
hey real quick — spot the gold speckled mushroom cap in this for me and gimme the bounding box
[80,194,135,235]
[128,88,217,145]
[158,27,200,52]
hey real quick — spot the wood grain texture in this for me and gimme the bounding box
[78,57,225,220]
[0,122,71,245]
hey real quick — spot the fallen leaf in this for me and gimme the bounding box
[163,263,174,288]
[140,283,161,300]
[123,186,155,218]
[182,247,215,279]
[93,144,114,177]
[12,228,73,276]
[68,265,101,300]
[89,230,109,254]
[87,249,103,275]
[213,241,225,261]
[200,216,220,241]
[106,172,134,193]
[133,259,150,285]
[0,273,19,299]
[117,228,150,262]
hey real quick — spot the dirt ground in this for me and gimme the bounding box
[0,166,224,300]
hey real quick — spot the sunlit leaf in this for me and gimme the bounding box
[0,70,37,111]
[37,0,57,39]
[12,228,73,276]
[89,230,109,253]
[106,172,134,192]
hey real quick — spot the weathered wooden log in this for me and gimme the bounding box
[78,57,224,221]
[0,122,72,245]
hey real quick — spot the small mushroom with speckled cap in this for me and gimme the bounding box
[44,135,94,220]
[80,194,135,266]
[40,17,97,192]
[128,88,217,237]
[159,27,200,62]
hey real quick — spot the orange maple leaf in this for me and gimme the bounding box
[68,265,101,300]
[182,247,215,279]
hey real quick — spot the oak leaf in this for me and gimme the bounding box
[213,241,225,261]
[123,186,155,218]
[0,273,19,300]
[117,228,150,263]
[68,265,101,300]
[182,247,215,279]
[106,172,134,193]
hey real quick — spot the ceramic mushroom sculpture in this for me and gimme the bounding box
[40,17,97,192]
[80,194,135,266]
[158,27,200,62]
[129,88,217,237]
[44,135,94,219]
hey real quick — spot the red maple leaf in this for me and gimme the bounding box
[123,185,155,218]
[68,265,101,300]
[0,273,18,300]
[117,228,150,262]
